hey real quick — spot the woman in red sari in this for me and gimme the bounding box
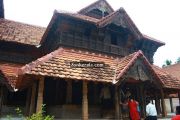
[128,98,140,120]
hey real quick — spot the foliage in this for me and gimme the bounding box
[162,59,172,67]
[176,57,180,63]
[5,104,54,120]
[26,104,54,120]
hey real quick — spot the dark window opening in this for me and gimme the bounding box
[6,89,27,106]
[84,28,91,37]
[111,33,117,45]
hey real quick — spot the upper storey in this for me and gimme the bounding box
[40,0,164,63]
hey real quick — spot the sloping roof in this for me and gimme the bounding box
[0,62,23,91]
[0,19,46,46]
[143,34,165,45]
[18,48,176,89]
[114,50,163,86]
[0,47,177,90]
[20,47,118,83]
[163,63,180,80]
[152,65,180,89]
[78,0,114,15]
[46,8,164,46]
[97,8,142,39]
[55,10,100,23]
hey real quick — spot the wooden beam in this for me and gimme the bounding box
[66,80,72,104]
[115,86,120,119]
[169,97,174,113]
[36,77,45,113]
[25,87,32,116]
[160,89,167,117]
[29,81,37,115]
[82,81,88,120]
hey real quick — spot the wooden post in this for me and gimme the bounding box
[93,83,98,104]
[139,84,145,118]
[178,92,180,105]
[155,93,161,115]
[160,89,167,117]
[25,87,32,116]
[0,86,3,115]
[66,80,72,104]
[82,81,88,120]
[55,80,59,104]
[115,86,120,119]
[36,77,45,112]
[29,81,37,115]
[169,97,174,113]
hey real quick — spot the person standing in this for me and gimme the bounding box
[171,106,180,120]
[128,97,140,120]
[145,99,157,120]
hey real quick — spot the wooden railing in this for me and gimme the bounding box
[59,33,130,56]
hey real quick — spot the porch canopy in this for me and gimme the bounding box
[13,47,180,90]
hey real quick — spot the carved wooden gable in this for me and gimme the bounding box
[124,58,153,81]
[78,0,114,19]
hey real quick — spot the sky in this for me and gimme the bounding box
[4,0,180,67]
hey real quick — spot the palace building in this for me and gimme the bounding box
[0,0,180,119]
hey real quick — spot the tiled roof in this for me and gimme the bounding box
[114,50,164,86]
[0,19,45,45]
[1,47,178,90]
[97,8,142,39]
[53,8,164,46]
[55,10,100,23]
[0,62,23,90]
[152,65,180,89]
[20,47,118,83]
[163,63,180,80]
[143,34,165,45]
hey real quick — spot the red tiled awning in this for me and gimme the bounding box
[19,47,165,89]
[1,47,179,91]
[153,65,180,89]
[0,62,23,91]
[20,47,118,83]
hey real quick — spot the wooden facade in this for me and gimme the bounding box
[0,0,180,119]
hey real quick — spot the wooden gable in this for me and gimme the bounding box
[78,0,114,19]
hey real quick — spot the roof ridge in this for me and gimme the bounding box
[0,18,46,29]
[78,0,114,14]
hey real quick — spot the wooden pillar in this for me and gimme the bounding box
[178,92,180,105]
[36,77,45,112]
[66,80,72,104]
[25,87,32,116]
[155,93,161,115]
[169,97,174,113]
[160,89,167,117]
[82,81,88,120]
[115,86,120,119]
[0,86,3,115]
[139,84,145,118]
[93,83,98,104]
[55,80,60,104]
[29,81,37,115]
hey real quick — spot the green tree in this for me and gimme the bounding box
[176,57,180,63]
[162,59,172,67]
